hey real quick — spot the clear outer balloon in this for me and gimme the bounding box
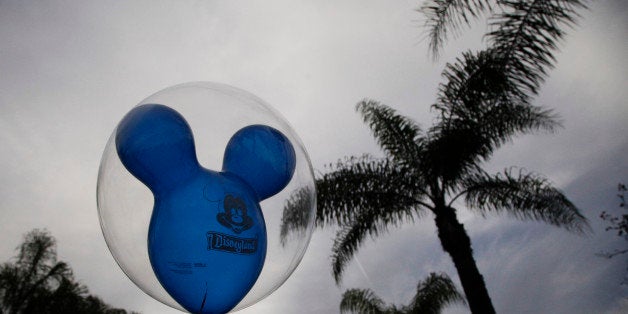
[97,82,316,313]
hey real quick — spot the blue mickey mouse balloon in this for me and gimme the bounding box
[116,104,295,313]
[97,82,316,313]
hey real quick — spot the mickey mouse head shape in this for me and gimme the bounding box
[115,104,296,314]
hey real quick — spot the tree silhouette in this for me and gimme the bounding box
[600,183,628,256]
[0,229,138,314]
[282,1,590,313]
[340,273,465,314]
[599,183,627,283]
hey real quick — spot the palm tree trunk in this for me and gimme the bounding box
[434,205,496,314]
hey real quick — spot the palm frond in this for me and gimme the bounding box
[487,0,588,96]
[407,272,466,314]
[435,50,526,115]
[420,0,496,58]
[427,50,560,189]
[340,288,387,314]
[421,0,587,83]
[461,168,590,233]
[434,50,561,130]
[316,155,430,228]
[281,155,431,279]
[280,186,316,246]
[429,97,559,188]
[356,100,424,167]
[341,273,464,314]
[331,190,426,283]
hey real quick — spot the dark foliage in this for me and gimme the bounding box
[600,183,628,243]
[0,229,139,314]
[340,272,465,314]
[599,183,628,283]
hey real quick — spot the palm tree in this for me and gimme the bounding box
[0,229,71,314]
[340,273,465,314]
[282,1,590,313]
[0,229,138,314]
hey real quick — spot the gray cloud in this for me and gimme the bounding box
[0,1,625,313]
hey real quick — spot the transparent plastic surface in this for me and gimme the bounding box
[97,82,316,312]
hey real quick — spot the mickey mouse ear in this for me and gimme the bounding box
[116,104,199,193]
[222,125,296,201]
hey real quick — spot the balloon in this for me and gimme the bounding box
[115,104,295,313]
[97,82,316,313]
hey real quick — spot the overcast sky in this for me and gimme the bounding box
[1,0,627,313]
